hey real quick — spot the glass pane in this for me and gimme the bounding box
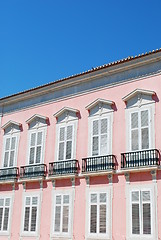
[101,119,107,134]
[5,198,10,207]
[66,141,72,159]
[100,193,106,203]
[100,205,106,233]
[142,191,150,202]
[32,197,38,205]
[63,195,69,204]
[141,128,149,149]
[100,134,107,155]
[92,136,99,156]
[56,196,61,205]
[58,142,64,161]
[91,194,97,203]
[55,206,61,232]
[132,191,139,202]
[29,147,35,164]
[90,205,97,233]
[131,130,139,151]
[31,207,37,231]
[143,203,151,234]
[131,112,138,129]
[132,204,140,234]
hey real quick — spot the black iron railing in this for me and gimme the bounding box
[20,164,47,178]
[49,160,78,176]
[0,167,19,181]
[82,155,116,173]
[121,149,159,168]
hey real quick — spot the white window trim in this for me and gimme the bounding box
[55,120,78,162]
[126,103,155,152]
[21,192,41,237]
[0,193,14,236]
[88,113,113,157]
[50,188,75,239]
[26,127,47,165]
[126,184,157,240]
[85,186,112,240]
[1,133,20,168]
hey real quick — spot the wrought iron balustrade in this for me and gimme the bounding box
[82,155,116,173]
[20,164,47,179]
[121,149,159,169]
[49,160,78,176]
[0,167,19,181]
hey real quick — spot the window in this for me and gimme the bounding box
[3,136,17,168]
[131,190,151,235]
[28,130,44,164]
[52,190,73,238]
[0,196,12,235]
[91,117,110,156]
[22,194,40,236]
[58,125,74,161]
[130,109,150,151]
[86,188,111,239]
[127,185,157,240]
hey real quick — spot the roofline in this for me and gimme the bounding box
[0,48,161,104]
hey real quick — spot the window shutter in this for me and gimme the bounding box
[141,110,149,149]
[131,112,139,151]
[100,118,108,155]
[90,193,97,233]
[29,133,36,164]
[92,120,99,156]
[131,191,140,234]
[99,193,107,233]
[54,195,61,232]
[9,137,16,167]
[0,199,4,231]
[36,131,43,163]
[24,197,30,231]
[66,125,73,160]
[58,127,65,161]
[142,191,151,234]
[62,195,69,233]
[3,138,10,167]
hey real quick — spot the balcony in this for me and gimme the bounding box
[49,160,78,176]
[82,155,116,173]
[0,167,19,182]
[20,164,47,179]
[121,149,159,169]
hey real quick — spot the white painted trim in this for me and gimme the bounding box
[50,188,75,240]
[0,193,14,236]
[26,127,47,165]
[88,112,113,156]
[85,98,114,111]
[85,186,112,240]
[55,120,78,162]
[126,183,157,240]
[1,132,20,168]
[54,107,79,118]
[122,89,155,102]
[20,191,41,237]
[1,120,22,130]
[26,114,48,124]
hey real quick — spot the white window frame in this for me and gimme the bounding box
[126,184,157,240]
[21,192,41,237]
[88,114,113,157]
[55,121,78,162]
[51,188,74,239]
[26,127,47,165]
[0,194,13,236]
[86,186,112,240]
[126,102,155,152]
[1,133,20,168]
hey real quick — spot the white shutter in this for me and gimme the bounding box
[54,195,61,232]
[90,193,97,233]
[36,131,43,163]
[0,197,11,232]
[141,110,149,150]
[9,137,16,167]
[131,112,139,151]
[29,133,36,164]
[3,138,10,167]
[100,118,108,155]
[92,120,99,156]
[58,127,65,161]
[0,199,4,231]
[66,125,73,160]
[99,193,106,233]
[142,191,151,234]
[131,191,140,234]
[62,195,69,233]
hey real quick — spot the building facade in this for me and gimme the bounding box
[0,49,161,239]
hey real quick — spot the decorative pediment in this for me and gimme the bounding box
[122,89,156,108]
[26,114,48,129]
[1,120,22,134]
[54,107,79,123]
[86,98,114,116]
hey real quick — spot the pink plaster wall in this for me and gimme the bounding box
[0,73,161,239]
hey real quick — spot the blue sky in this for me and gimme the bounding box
[0,0,161,98]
